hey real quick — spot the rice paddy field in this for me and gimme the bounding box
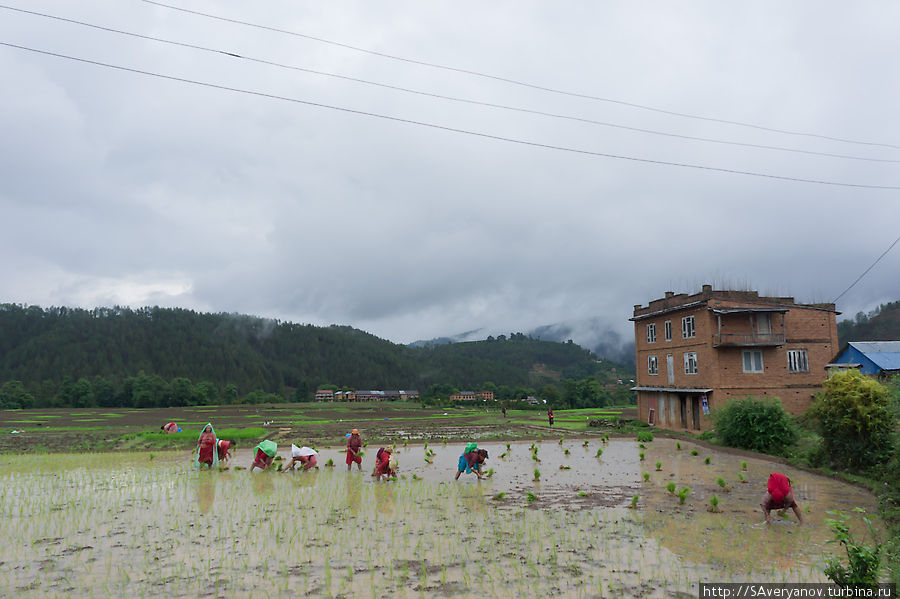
[0,437,882,598]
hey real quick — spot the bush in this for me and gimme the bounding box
[636,431,654,442]
[823,509,882,587]
[713,397,796,455]
[812,370,895,471]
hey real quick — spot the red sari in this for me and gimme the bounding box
[217,440,231,461]
[197,431,216,465]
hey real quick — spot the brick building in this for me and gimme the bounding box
[631,285,838,431]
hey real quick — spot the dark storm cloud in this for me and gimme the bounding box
[1,1,898,349]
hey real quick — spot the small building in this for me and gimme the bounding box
[631,285,839,431]
[355,390,385,402]
[315,389,334,401]
[827,341,900,377]
[449,391,478,401]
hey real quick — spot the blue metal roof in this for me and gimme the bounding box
[841,342,900,373]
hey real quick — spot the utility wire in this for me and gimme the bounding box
[3,41,900,191]
[833,232,900,303]
[4,3,897,165]
[139,0,900,152]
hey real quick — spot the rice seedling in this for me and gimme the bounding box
[741,460,747,471]
[676,442,681,450]
[577,491,588,497]
[582,440,589,447]
[708,495,720,513]
[558,437,564,445]
[639,443,646,449]
[666,481,677,494]
[492,492,506,501]
[564,449,570,456]
[636,431,654,442]
[484,468,495,478]
[499,452,507,459]
[526,491,537,503]
[639,452,645,461]
[506,442,511,451]
[704,457,711,465]
[677,486,691,504]
[629,494,639,509]
[655,461,662,471]
[595,448,603,458]
[533,468,541,481]
[691,449,699,456]
[738,473,747,483]
[716,477,730,492]
[560,465,571,471]
[642,472,650,482]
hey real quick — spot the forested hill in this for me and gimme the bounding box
[837,300,900,346]
[0,304,627,407]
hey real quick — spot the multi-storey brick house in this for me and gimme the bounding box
[631,285,839,431]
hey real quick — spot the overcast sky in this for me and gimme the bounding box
[2,1,899,349]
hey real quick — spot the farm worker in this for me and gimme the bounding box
[547,409,554,426]
[761,472,803,524]
[194,423,218,469]
[284,445,319,471]
[161,422,181,433]
[250,439,277,472]
[455,443,485,480]
[501,406,507,418]
[217,439,236,463]
[373,447,394,480]
[346,429,363,471]
[372,446,386,476]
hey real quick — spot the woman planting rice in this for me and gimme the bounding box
[455,443,487,480]
[284,445,319,471]
[761,472,803,524]
[346,429,363,471]
[194,424,218,468]
[217,439,236,463]
[250,440,277,472]
[373,446,395,480]
[161,422,181,434]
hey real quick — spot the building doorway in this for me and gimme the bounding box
[691,396,701,429]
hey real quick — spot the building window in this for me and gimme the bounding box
[664,320,672,341]
[683,352,698,374]
[682,316,695,339]
[648,355,658,375]
[646,323,656,343]
[787,349,809,372]
[743,350,764,373]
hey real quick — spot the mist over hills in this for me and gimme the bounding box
[409,317,636,367]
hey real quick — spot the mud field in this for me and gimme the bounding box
[0,438,881,598]
[0,404,624,452]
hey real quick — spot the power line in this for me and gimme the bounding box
[4,3,898,165]
[3,40,900,190]
[833,232,900,303]
[139,0,900,152]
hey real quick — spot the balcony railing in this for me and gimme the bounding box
[712,332,785,347]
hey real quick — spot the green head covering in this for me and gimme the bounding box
[256,439,277,457]
[465,442,478,454]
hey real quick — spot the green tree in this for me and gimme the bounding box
[0,380,34,409]
[812,370,895,471]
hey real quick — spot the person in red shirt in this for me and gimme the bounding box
[346,429,363,471]
[761,472,803,524]
[195,424,217,468]
[547,409,554,426]
[217,439,236,463]
[373,447,394,480]
[250,447,274,472]
[161,422,180,434]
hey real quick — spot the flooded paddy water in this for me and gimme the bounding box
[0,438,881,598]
